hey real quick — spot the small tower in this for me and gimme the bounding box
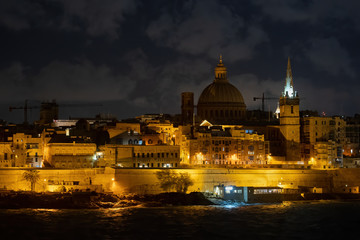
[39,100,59,125]
[181,92,194,125]
[279,58,300,161]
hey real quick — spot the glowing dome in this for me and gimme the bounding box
[197,56,246,123]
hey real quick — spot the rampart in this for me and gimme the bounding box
[0,168,359,195]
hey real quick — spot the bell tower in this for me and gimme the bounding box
[279,57,300,161]
[181,92,194,125]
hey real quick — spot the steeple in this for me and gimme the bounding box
[279,57,300,162]
[214,54,227,82]
[282,57,296,98]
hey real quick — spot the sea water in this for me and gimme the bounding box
[0,200,359,240]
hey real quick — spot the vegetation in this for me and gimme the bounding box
[22,169,40,192]
[156,169,194,193]
[175,172,194,193]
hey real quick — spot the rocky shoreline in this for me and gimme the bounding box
[0,191,215,209]
[2,191,360,209]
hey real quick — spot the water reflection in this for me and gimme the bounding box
[1,201,360,239]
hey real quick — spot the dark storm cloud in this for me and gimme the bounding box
[0,60,135,102]
[0,1,45,30]
[59,0,138,38]
[304,37,354,78]
[146,0,268,62]
[0,0,138,37]
[1,0,360,122]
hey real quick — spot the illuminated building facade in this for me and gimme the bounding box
[97,144,180,168]
[3,133,43,168]
[180,125,267,166]
[344,115,360,157]
[301,116,345,168]
[43,136,97,168]
[197,56,247,124]
[0,143,12,167]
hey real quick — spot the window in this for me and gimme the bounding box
[148,139,153,144]
[291,106,294,114]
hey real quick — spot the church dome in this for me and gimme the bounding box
[198,81,245,104]
[197,56,246,123]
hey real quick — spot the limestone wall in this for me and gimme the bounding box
[0,167,359,195]
[0,168,114,192]
[112,168,331,194]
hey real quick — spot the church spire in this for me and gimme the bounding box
[283,57,296,98]
[286,57,293,87]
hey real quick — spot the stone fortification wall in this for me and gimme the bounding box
[331,168,360,190]
[0,168,114,192]
[0,168,359,195]
[112,168,331,194]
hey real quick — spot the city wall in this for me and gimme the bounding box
[0,168,359,195]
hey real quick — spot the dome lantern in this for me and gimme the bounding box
[214,55,227,82]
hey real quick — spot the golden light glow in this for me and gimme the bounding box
[195,153,204,163]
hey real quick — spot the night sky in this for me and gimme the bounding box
[1,0,360,123]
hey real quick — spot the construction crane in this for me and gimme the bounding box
[9,100,38,124]
[253,93,279,112]
[9,100,103,125]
